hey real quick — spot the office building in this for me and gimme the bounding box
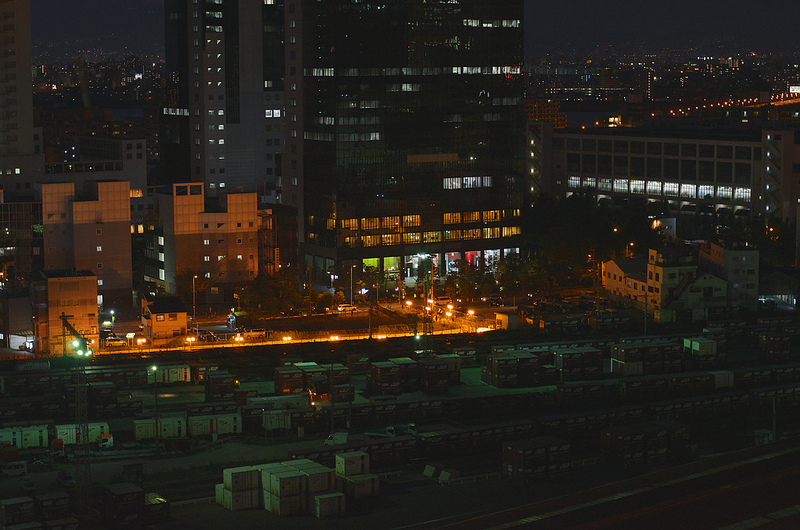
[164,0,526,289]
[162,0,284,199]
[531,125,800,224]
[154,183,258,300]
[0,0,45,192]
[39,180,133,309]
[292,0,525,285]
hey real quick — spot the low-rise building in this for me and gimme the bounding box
[141,295,188,346]
[31,270,98,356]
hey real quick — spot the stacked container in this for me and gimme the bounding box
[367,362,402,396]
[274,366,304,394]
[87,381,118,419]
[335,452,379,499]
[262,466,307,516]
[418,359,449,394]
[502,436,571,485]
[486,356,517,388]
[0,497,35,528]
[758,332,791,362]
[99,483,145,529]
[389,357,419,393]
[33,492,70,523]
[435,354,462,385]
[216,466,261,511]
[205,371,236,402]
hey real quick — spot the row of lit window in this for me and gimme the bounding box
[338,211,511,230]
[462,19,520,28]
[568,176,752,200]
[343,227,520,247]
[335,66,521,77]
[201,254,251,262]
[443,176,493,190]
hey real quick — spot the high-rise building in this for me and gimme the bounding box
[164,0,525,288]
[162,0,284,199]
[291,0,525,284]
[0,0,45,192]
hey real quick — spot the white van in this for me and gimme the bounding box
[2,461,27,476]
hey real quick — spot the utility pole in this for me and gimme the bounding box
[61,313,91,515]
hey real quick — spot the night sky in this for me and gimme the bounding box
[30,0,800,62]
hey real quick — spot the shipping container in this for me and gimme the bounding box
[133,416,187,441]
[223,466,260,491]
[314,492,345,518]
[221,487,261,511]
[335,452,370,477]
[343,474,380,498]
[187,411,241,437]
[54,422,109,445]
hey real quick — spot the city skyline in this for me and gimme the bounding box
[30,0,800,63]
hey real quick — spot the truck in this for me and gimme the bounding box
[323,432,349,446]
[99,433,114,450]
[393,423,417,436]
[365,426,396,438]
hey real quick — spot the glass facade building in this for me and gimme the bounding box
[291,0,525,282]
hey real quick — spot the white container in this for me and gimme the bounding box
[314,492,345,518]
[134,416,187,440]
[55,422,109,445]
[20,424,49,449]
[188,412,241,437]
[148,364,191,384]
[263,492,303,516]
[344,474,380,498]
[269,470,305,497]
[254,463,289,490]
[223,466,260,491]
[222,488,260,511]
[335,452,370,477]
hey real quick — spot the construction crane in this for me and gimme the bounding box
[60,313,92,516]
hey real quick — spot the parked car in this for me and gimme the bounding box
[103,337,127,348]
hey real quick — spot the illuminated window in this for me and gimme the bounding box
[423,231,440,243]
[483,210,500,222]
[381,216,400,229]
[403,215,420,227]
[443,212,461,224]
[361,217,379,230]
[463,211,480,222]
[444,230,462,241]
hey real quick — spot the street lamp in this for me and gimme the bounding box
[349,266,353,304]
[192,275,197,337]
